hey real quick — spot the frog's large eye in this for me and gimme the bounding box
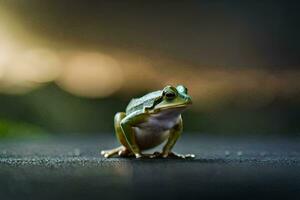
[176,85,188,94]
[165,91,176,100]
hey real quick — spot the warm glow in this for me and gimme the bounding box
[0,6,298,104]
[0,48,62,94]
[0,40,16,68]
[7,49,62,83]
[0,7,24,67]
[0,20,20,81]
[56,52,123,98]
[0,8,62,94]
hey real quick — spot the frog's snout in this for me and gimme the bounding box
[186,96,192,105]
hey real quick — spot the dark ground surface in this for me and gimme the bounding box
[0,134,300,200]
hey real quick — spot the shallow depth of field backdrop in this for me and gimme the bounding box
[0,1,299,138]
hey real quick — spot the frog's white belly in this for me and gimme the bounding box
[133,109,182,150]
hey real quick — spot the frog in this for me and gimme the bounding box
[101,85,194,159]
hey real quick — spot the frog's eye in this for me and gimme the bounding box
[165,91,176,100]
[176,85,188,94]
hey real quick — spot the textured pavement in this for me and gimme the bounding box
[0,134,300,200]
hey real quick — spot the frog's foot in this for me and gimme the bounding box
[118,148,135,158]
[101,146,125,158]
[150,151,195,159]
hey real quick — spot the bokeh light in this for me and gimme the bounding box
[4,48,61,85]
[56,52,123,98]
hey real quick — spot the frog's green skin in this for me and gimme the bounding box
[101,85,194,159]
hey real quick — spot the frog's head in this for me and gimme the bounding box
[153,85,192,112]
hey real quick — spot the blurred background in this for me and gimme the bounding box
[0,0,299,138]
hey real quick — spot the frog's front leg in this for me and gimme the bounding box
[152,117,195,159]
[120,111,147,158]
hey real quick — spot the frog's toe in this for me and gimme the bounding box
[118,149,134,157]
[149,151,170,158]
[149,151,161,158]
[184,154,196,159]
[101,146,125,158]
[101,151,112,158]
[171,152,195,159]
[166,152,183,158]
[100,150,108,156]
[134,153,144,159]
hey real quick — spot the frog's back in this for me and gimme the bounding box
[126,90,162,115]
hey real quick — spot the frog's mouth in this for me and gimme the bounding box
[153,102,191,113]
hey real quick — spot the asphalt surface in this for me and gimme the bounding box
[0,134,300,200]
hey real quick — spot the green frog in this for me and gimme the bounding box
[101,85,194,159]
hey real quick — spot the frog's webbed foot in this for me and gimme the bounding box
[150,151,195,159]
[101,146,137,158]
[101,146,125,158]
[101,148,120,158]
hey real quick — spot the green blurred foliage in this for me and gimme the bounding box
[0,119,47,139]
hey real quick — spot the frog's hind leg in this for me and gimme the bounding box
[101,112,133,158]
[114,112,130,149]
